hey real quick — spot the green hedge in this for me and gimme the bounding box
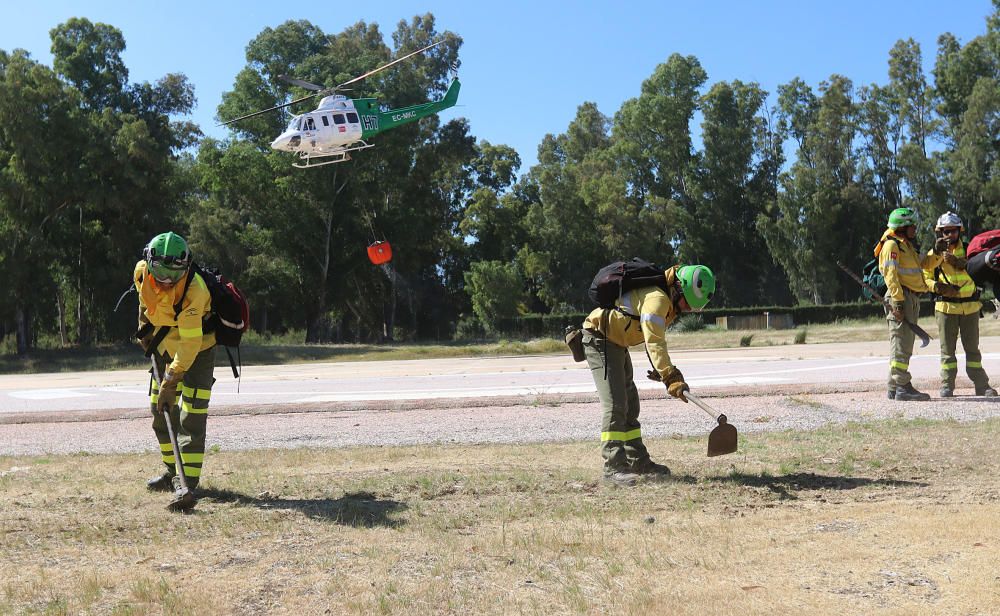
[494,301,943,339]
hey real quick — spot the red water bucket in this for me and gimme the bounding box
[367,240,393,265]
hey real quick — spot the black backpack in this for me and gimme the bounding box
[174,263,249,377]
[123,263,249,378]
[589,258,670,316]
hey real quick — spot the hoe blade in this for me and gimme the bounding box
[686,393,740,457]
[707,414,738,457]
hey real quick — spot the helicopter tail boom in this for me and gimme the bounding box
[357,78,461,139]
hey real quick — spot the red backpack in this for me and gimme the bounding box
[966,230,1000,258]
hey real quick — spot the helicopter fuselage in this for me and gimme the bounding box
[270,95,365,154]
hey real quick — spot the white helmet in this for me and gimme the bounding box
[935,211,964,230]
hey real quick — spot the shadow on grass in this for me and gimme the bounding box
[197,487,408,527]
[711,471,929,500]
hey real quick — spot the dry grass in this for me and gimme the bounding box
[671,315,1000,349]
[2,418,999,615]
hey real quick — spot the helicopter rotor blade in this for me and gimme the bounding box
[219,92,319,126]
[277,74,324,91]
[335,40,444,90]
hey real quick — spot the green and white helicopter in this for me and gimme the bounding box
[222,42,460,168]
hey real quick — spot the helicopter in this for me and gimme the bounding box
[222,41,460,168]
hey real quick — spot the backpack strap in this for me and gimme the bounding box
[172,264,195,316]
[141,266,196,358]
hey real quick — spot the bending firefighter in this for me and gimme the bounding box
[875,208,944,401]
[582,264,716,486]
[134,232,217,510]
[923,212,997,397]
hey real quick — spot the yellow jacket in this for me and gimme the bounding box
[583,266,679,379]
[923,241,980,316]
[134,260,216,374]
[875,230,941,303]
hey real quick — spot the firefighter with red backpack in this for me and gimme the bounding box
[580,263,716,486]
[923,212,997,398]
[134,232,217,511]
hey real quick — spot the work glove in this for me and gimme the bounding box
[943,252,968,269]
[663,367,689,403]
[936,282,962,298]
[138,332,155,354]
[646,370,662,382]
[156,369,184,415]
[889,302,905,322]
[934,237,950,254]
[135,322,155,354]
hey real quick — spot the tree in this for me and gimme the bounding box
[464,261,525,333]
[759,76,879,304]
[517,103,611,310]
[684,80,787,305]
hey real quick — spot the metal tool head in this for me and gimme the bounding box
[707,414,738,457]
[166,487,196,512]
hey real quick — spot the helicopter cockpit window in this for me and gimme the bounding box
[321,115,329,127]
[333,114,346,125]
[305,117,316,131]
[347,112,359,124]
[289,117,301,132]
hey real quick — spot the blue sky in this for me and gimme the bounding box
[1,1,994,171]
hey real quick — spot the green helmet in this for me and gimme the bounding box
[144,231,191,283]
[888,207,919,229]
[677,265,716,311]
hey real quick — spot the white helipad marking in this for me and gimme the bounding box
[102,387,149,394]
[8,389,97,400]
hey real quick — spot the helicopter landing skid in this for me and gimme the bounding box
[293,141,375,168]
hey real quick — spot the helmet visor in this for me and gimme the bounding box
[148,259,187,283]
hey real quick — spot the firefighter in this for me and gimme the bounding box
[923,212,997,397]
[134,232,217,511]
[876,208,944,401]
[581,264,716,486]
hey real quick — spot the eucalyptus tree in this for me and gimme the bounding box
[684,80,786,306]
[516,102,612,311]
[759,76,879,304]
[611,54,707,255]
[934,5,1000,229]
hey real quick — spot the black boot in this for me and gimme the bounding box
[887,389,896,400]
[976,385,998,397]
[603,469,641,487]
[146,472,175,492]
[940,386,954,398]
[631,458,672,477]
[895,382,930,401]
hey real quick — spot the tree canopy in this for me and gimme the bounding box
[5,7,1000,349]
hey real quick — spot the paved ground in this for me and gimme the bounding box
[4,337,998,416]
[3,337,1000,457]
